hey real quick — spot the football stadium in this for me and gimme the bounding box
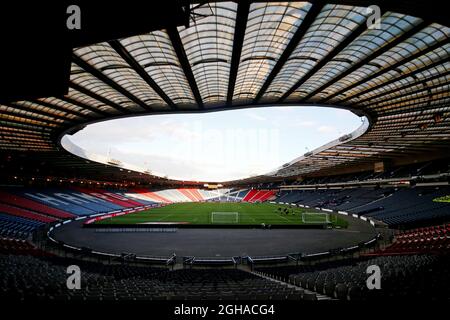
[0,0,450,309]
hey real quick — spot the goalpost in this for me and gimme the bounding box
[210,212,239,224]
[301,212,331,224]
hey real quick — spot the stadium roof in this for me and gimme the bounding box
[0,0,449,184]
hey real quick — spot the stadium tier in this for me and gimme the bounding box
[1,234,449,301]
[368,223,450,255]
[0,188,280,239]
[0,214,45,240]
[0,203,57,224]
[1,183,450,236]
[242,190,276,203]
[127,188,233,203]
[0,251,317,301]
[0,191,74,220]
[272,186,450,227]
[0,182,449,303]
[255,254,450,300]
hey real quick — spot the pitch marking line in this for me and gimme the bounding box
[156,213,174,221]
[276,213,291,222]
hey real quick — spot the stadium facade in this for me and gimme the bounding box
[0,0,449,186]
[0,0,449,304]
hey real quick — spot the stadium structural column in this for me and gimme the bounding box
[167,26,204,109]
[253,2,326,102]
[226,1,250,106]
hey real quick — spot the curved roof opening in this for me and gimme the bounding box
[63,106,364,182]
[1,1,448,186]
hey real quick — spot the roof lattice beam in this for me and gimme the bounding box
[322,38,450,103]
[278,16,372,102]
[72,54,153,111]
[59,96,110,117]
[226,1,250,106]
[0,118,50,130]
[355,68,450,106]
[365,84,449,113]
[6,102,76,123]
[299,21,429,102]
[29,99,93,120]
[68,82,132,115]
[167,25,204,109]
[254,2,325,103]
[109,39,177,109]
[340,55,450,104]
[0,123,51,134]
[0,109,64,127]
[376,104,450,118]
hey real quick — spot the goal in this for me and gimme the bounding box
[301,212,330,224]
[210,212,239,224]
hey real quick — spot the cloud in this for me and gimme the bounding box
[65,106,361,181]
[246,112,267,121]
[317,125,336,134]
[296,120,317,127]
[71,117,204,150]
[100,148,274,182]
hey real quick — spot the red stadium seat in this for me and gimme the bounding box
[0,203,56,223]
[0,191,74,219]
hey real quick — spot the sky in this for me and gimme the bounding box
[68,106,364,182]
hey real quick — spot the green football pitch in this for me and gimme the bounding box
[94,202,348,227]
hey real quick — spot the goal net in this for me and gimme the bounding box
[301,212,330,224]
[210,212,239,224]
